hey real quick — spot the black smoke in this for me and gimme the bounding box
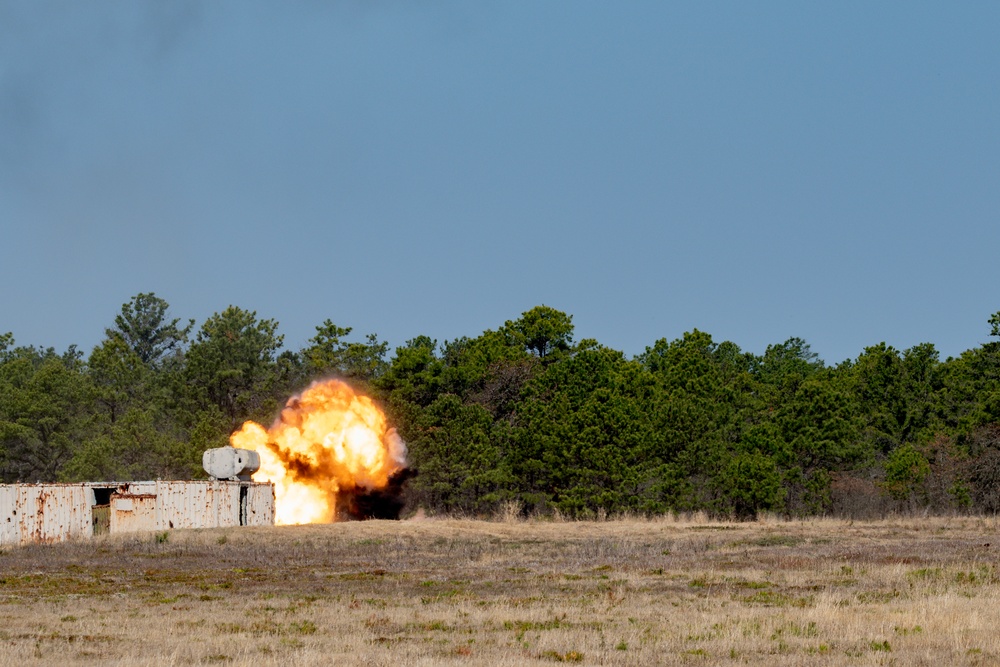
[338,468,416,520]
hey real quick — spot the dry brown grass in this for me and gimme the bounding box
[1,514,999,665]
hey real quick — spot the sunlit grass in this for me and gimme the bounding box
[0,515,997,665]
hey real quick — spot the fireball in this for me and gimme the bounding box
[230,379,407,525]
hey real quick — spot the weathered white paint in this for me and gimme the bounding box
[110,494,156,533]
[203,447,260,480]
[245,483,274,526]
[13,485,92,545]
[0,485,20,545]
[0,481,275,546]
[113,498,135,512]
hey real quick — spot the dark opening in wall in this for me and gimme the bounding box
[92,487,114,506]
[239,485,249,526]
[91,486,115,535]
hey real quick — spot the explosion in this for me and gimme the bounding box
[230,379,407,525]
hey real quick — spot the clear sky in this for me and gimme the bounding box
[2,2,998,365]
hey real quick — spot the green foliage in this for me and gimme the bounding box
[503,305,574,359]
[720,451,785,520]
[510,345,670,515]
[849,343,906,454]
[778,377,861,470]
[402,395,509,514]
[302,320,388,381]
[754,337,824,402]
[0,345,91,482]
[376,336,445,408]
[88,336,150,423]
[61,408,188,481]
[107,292,193,366]
[882,444,931,501]
[965,424,1000,512]
[9,297,1000,518]
[638,330,759,512]
[181,306,286,429]
[441,331,537,418]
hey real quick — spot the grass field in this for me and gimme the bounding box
[0,513,998,665]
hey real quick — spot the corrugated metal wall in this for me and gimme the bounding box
[155,480,236,530]
[109,481,275,533]
[21,485,93,544]
[0,481,274,546]
[110,494,157,534]
[0,485,20,545]
[245,483,274,526]
[1,485,92,545]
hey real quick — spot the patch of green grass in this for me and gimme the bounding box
[741,535,803,547]
[503,618,566,633]
[539,650,583,662]
[417,620,449,631]
[771,621,817,638]
[687,622,726,642]
[290,620,317,635]
[856,590,900,604]
[954,566,993,585]
[420,587,463,604]
[196,581,233,592]
[147,591,183,605]
[215,622,245,634]
[740,590,813,607]
[907,568,942,581]
[729,578,772,589]
[334,570,387,581]
[740,620,762,637]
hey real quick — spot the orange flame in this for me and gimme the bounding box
[230,379,407,525]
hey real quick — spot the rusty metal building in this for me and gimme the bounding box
[0,480,274,546]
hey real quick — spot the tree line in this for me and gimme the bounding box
[3,294,1000,519]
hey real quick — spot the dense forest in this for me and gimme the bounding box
[3,293,1000,519]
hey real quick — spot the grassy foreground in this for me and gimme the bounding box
[0,514,998,666]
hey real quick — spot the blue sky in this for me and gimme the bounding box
[2,2,998,364]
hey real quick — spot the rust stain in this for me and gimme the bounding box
[1,482,274,546]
